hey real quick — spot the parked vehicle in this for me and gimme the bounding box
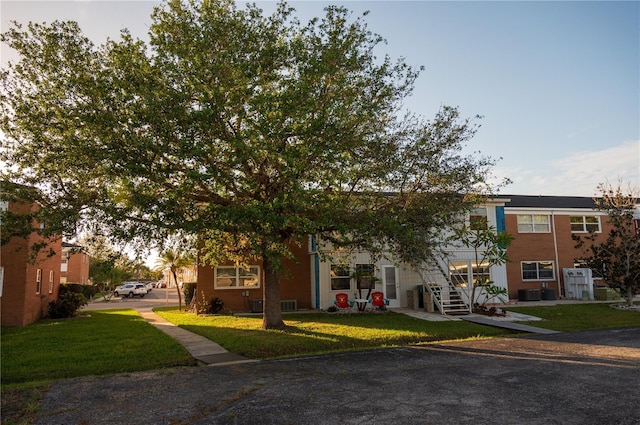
[113,283,147,298]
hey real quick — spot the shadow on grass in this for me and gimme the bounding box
[154,308,510,359]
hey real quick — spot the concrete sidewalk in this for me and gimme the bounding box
[137,308,256,366]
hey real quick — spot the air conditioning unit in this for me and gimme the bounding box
[251,299,297,312]
[250,299,263,313]
[280,300,297,312]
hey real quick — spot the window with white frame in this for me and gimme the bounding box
[49,270,54,293]
[330,264,351,291]
[36,269,42,294]
[469,207,488,230]
[449,261,490,287]
[521,261,554,280]
[517,214,550,233]
[570,215,600,233]
[214,266,260,289]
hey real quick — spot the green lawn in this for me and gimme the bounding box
[1,309,195,388]
[506,302,640,332]
[153,308,511,359]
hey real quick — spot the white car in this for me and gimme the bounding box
[113,283,147,298]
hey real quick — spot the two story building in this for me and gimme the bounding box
[501,195,626,300]
[1,197,62,326]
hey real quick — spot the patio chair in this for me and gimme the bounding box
[334,292,354,313]
[369,291,389,312]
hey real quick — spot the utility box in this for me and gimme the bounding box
[250,299,263,313]
[541,289,556,300]
[594,287,621,301]
[563,268,594,300]
[518,289,541,301]
[407,290,419,310]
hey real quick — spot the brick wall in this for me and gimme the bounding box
[65,252,90,284]
[505,213,615,299]
[1,200,61,326]
[196,242,312,313]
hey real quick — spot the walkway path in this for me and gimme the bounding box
[137,307,255,366]
[390,307,559,333]
[460,315,560,334]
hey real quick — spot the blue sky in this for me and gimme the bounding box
[2,0,639,197]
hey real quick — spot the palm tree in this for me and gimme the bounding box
[154,248,193,311]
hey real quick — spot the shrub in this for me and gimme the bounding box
[48,284,88,318]
[183,282,197,305]
[195,291,225,315]
[206,297,225,314]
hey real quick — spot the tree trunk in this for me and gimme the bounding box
[626,286,634,307]
[262,256,285,329]
[172,269,183,311]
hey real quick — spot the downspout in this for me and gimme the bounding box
[551,212,561,296]
[312,236,320,310]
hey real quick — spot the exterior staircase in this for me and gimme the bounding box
[417,255,471,316]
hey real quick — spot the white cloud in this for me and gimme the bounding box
[495,140,640,197]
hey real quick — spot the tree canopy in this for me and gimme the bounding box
[1,0,502,328]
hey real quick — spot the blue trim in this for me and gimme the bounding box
[312,236,320,309]
[496,206,506,232]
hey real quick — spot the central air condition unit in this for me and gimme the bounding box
[280,300,297,312]
[250,299,263,313]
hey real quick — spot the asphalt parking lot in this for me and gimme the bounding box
[35,327,640,425]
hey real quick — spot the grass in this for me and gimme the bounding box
[506,302,640,332]
[153,308,511,359]
[1,309,195,388]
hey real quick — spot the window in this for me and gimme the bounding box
[517,215,550,233]
[330,264,351,291]
[355,264,375,290]
[36,269,42,294]
[214,266,260,289]
[570,216,600,233]
[521,261,554,280]
[469,208,488,230]
[449,261,490,287]
[49,271,54,293]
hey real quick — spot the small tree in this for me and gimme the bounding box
[574,182,640,307]
[456,224,513,310]
[154,247,194,311]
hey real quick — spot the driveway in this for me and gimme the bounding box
[35,327,640,425]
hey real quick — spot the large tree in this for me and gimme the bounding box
[574,182,640,307]
[1,0,501,328]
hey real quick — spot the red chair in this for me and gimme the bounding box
[334,292,354,313]
[369,291,389,312]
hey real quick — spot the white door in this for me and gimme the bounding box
[382,266,400,308]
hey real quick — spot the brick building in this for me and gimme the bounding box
[1,197,62,326]
[197,243,313,313]
[61,242,90,285]
[502,195,618,300]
